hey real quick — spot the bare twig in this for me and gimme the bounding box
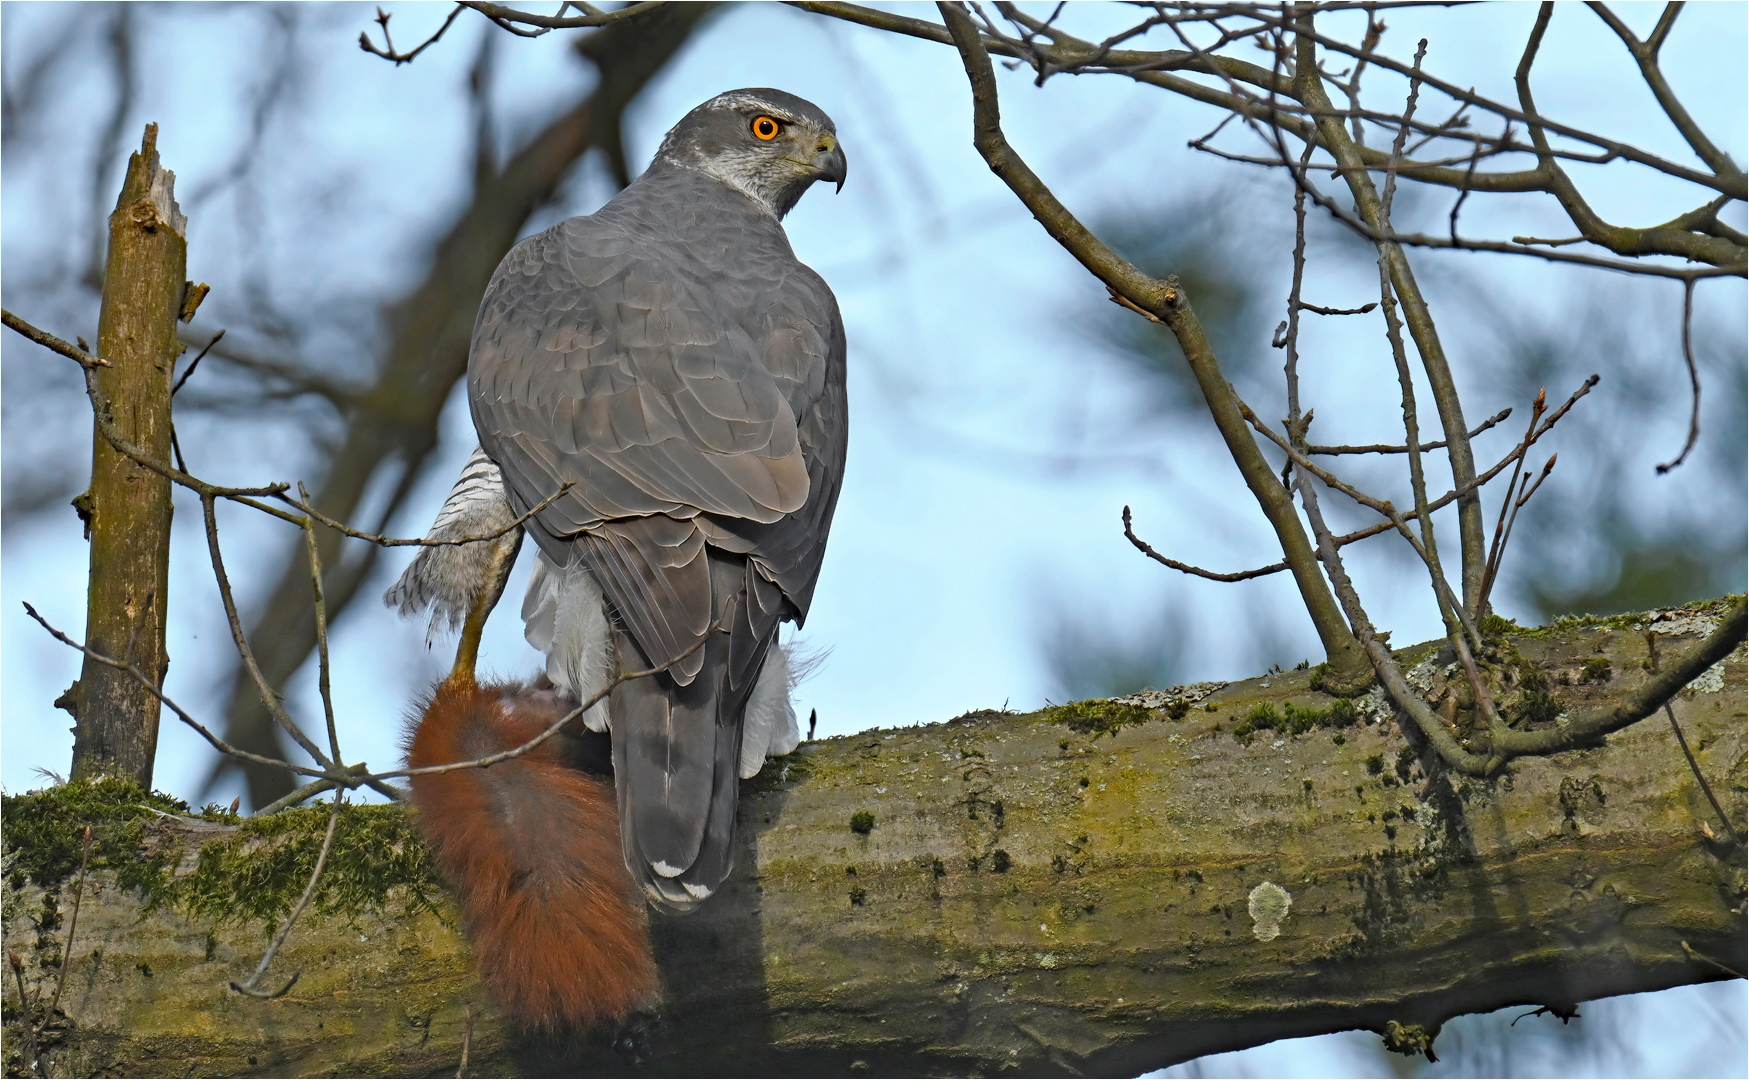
[256,778,342,817]
[1448,125,1491,245]
[358,4,464,65]
[41,826,93,1029]
[22,603,337,781]
[2,309,110,368]
[201,494,334,769]
[1587,2,1744,183]
[1479,388,1542,614]
[1281,89,1317,492]
[371,629,714,782]
[274,481,567,550]
[1665,702,1743,848]
[231,792,344,999]
[1122,506,1289,583]
[1293,14,1489,614]
[1489,599,1747,761]
[1297,300,1377,317]
[1682,940,1745,980]
[935,0,1367,680]
[171,328,225,396]
[458,1006,474,1078]
[1308,408,1512,456]
[457,0,667,33]
[299,484,343,767]
[1655,278,1700,473]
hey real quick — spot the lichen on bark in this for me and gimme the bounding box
[3,599,1744,1077]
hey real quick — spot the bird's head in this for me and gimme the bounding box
[655,88,847,219]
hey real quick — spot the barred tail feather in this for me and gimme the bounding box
[406,680,657,1031]
[384,446,523,642]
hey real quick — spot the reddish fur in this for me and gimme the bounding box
[407,679,657,1031]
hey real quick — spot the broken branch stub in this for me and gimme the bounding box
[66,123,189,789]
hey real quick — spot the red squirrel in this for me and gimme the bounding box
[405,678,657,1031]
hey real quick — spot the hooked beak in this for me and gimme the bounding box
[811,138,847,193]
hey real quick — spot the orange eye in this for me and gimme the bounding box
[751,116,781,141]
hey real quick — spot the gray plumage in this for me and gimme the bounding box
[393,89,847,910]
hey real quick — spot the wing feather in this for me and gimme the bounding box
[469,161,848,906]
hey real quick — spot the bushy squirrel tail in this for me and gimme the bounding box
[406,679,657,1031]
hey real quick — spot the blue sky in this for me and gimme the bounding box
[2,4,1744,1074]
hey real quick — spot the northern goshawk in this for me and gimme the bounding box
[387,88,848,910]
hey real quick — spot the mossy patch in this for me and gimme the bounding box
[1232,699,1360,743]
[1509,688,1562,727]
[3,781,444,935]
[1,778,216,899]
[1043,700,1156,740]
[1478,613,1519,639]
[179,801,444,933]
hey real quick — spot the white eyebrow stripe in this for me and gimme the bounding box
[704,91,807,125]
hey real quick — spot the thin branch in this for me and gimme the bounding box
[1308,408,1513,456]
[1682,941,1745,980]
[230,792,343,999]
[1297,300,1377,316]
[1239,396,1479,657]
[1655,278,1700,473]
[2,309,110,368]
[1586,2,1743,182]
[1448,125,1491,244]
[802,1,1745,277]
[7,309,302,505]
[299,484,343,767]
[256,778,340,817]
[1293,14,1488,613]
[1274,6,1746,199]
[1478,386,1549,613]
[457,0,667,32]
[41,826,92,1030]
[369,631,713,783]
[1280,67,1316,494]
[201,493,334,769]
[178,333,364,409]
[1122,506,1289,582]
[458,1006,474,1078]
[798,1,1747,201]
[1665,704,1743,849]
[935,0,1366,678]
[1489,598,1746,759]
[21,603,337,781]
[358,4,464,65]
[272,481,567,550]
[171,328,225,396]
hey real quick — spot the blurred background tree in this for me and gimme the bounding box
[3,3,1742,1076]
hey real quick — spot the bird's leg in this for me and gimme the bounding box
[446,534,522,689]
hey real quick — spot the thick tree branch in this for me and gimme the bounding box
[4,604,1742,1075]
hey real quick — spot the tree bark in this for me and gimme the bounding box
[64,124,190,790]
[6,602,1744,1077]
